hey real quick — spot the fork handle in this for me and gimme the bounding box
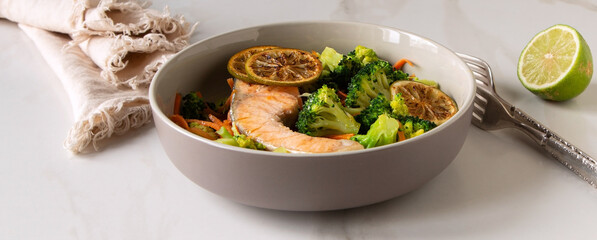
[513,109,597,187]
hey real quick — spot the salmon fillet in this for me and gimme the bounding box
[230,80,364,153]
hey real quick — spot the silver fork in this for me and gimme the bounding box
[457,53,597,188]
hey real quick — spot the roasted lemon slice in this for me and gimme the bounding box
[227,45,280,83]
[390,80,458,125]
[245,48,323,86]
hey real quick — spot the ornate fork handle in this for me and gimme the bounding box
[510,106,597,187]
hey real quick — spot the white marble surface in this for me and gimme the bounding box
[2,0,597,239]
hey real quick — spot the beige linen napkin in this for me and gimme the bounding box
[20,25,152,153]
[1,0,196,153]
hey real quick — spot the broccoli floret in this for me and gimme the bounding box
[179,92,217,120]
[296,85,361,137]
[348,45,379,66]
[315,46,381,93]
[398,115,437,139]
[327,55,362,91]
[316,47,353,91]
[215,127,266,150]
[351,113,400,148]
[390,93,409,118]
[344,60,408,115]
[180,92,205,119]
[332,45,379,90]
[315,52,357,92]
[355,94,392,133]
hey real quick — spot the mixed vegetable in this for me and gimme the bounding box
[169,45,457,152]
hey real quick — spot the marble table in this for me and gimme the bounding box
[2,0,597,239]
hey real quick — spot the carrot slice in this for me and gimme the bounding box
[222,119,235,135]
[210,114,233,135]
[398,131,406,142]
[226,78,235,90]
[324,133,355,140]
[169,114,189,129]
[173,93,182,115]
[336,90,347,106]
[208,114,224,125]
[393,58,413,70]
[337,90,347,99]
[222,119,233,129]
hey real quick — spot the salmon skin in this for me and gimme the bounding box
[230,79,364,153]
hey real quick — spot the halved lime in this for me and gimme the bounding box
[517,24,593,101]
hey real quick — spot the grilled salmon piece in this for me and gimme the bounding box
[230,80,363,153]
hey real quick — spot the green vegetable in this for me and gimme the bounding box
[180,92,216,120]
[390,93,409,118]
[234,134,266,150]
[180,92,206,119]
[215,127,266,150]
[351,45,379,66]
[355,94,392,133]
[398,115,437,139]
[351,113,400,148]
[215,127,236,146]
[273,147,290,153]
[319,47,344,74]
[189,122,219,139]
[296,85,360,137]
[344,60,408,115]
[351,92,436,138]
[316,45,381,92]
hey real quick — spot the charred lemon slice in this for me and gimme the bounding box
[227,45,280,83]
[245,48,323,86]
[390,80,458,125]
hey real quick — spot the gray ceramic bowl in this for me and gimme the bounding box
[149,21,475,211]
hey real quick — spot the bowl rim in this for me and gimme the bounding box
[149,20,476,157]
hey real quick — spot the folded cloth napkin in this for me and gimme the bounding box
[0,0,196,153]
